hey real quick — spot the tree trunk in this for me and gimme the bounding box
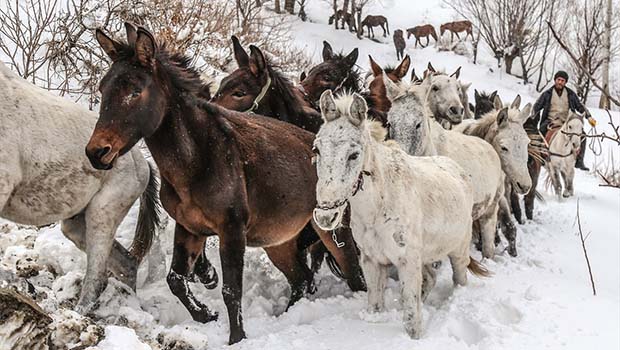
[274,0,281,13]
[285,0,295,14]
[599,0,612,109]
[333,0,338,30]
[341,0,350,29]
[255,0,261,7]
[356,6,363,39]
[350,0,356,32]
[505,54,516,75]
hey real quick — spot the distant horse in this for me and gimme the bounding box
[89,25,366,345]
[313,91,488,339]
[407,24,438,48]
[300,41,361,104]
[546,112,583,199]
[440,20,473,42]
[382,74,506,259]
[393,29,406,60]
[361,15,390,38]
[329,9,356,32]
[0,59,160,314]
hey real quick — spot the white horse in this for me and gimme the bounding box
[546,111,583,199]
[312,91,488,339]
[454,96,533,256]
[383,74,506,259]
[0,62,160,313]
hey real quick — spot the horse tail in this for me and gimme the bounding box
[385,18,390,34]
[431,27,438,42]
[535,189,545,202]
[130,162,162,263]
[467,256,492,277]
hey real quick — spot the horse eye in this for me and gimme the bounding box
[233,90,246,97]
[432,85,439,92]
[348,152,359,161]
[501,146,509,152]
[415,122,422,129]
[312,146,320,155]
[131,90,141,98]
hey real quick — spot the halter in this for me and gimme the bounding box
[314,170,371,248]
[332,71,352,95]
[244,75,272,113]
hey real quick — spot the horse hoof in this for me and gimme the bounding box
[508,247,518,257]
[228,330,247,345]
[193,309,218,323]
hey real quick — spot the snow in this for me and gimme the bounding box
[1,1,619,349]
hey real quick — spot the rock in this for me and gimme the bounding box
[0,287,53,350]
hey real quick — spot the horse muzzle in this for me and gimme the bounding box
[313,203,346,231]
[85,144,118,170]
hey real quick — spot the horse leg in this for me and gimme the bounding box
[61,213,138,289]
[219,212,248,345]
[550,165,563,199]
[194,245,219,290]
[264,238,315,310]
[479,204,499,259]
[167,224,218,323]
[361,251,387,312]
[472,219,483,252]
[566,163,575,197]
[455,31,461,40]
[312,218,366,292]
[399,253,423,339]
[509,184,524,224]
[382,24,387,37]
[525,161,541,220]
[498,196,518,257]
[425,36,430,47]
[448,238,470,286]
[421,264,437,302]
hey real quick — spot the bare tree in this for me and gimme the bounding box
[447,0,558,82]
[285,0,295,13]
[0,0,60,83]
[599,0,613,109]
[354,0,373,39]
[274,0,281,13]
[297,0,309,21]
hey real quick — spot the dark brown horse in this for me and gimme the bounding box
[474,90,499,119]
[440,20,473,42]
[393,29,406,60]
[87,25,365,345]
[361,15,389,38]
[329,9,356,32]
[407,24,438,48]
[213,36,322,132]
[300,41,361,104]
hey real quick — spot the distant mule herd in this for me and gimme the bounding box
[0,19,578,346]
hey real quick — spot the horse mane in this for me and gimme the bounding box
[468,108,522,138]
[333,93,395,146]
[264,60,308,114]
[113,40,205,95]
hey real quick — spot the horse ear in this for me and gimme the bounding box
[348,93,367,126]
[95,29,123,62]
[450,66,461,79]
[510,94,522,109]
[427,62,436,73]
[382,71,401,102]
[461,82,471,92]
[322,41,334,61]
[489,90,497,101]
[474,89,480,100]
[394,55,411,80]
[345,48,359,68]
[411,68,420,83]
[232,36,250,68]
[369,55,382,77]
[300,71,307,82]
[497,108,510,128]
[249,45,267,76]
[125,22,138,46]
[519,103,532,124]
[493,95,503,110]
[319,90,338,122]
[135,28,157,67]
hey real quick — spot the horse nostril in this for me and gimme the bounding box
[94,146,112,160]
[450,106,462,115]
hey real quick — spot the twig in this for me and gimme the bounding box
[547,21,620,107]
[561,110,620,146]
[596,170,620,189]
[575,200,597,296]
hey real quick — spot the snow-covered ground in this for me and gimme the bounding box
[1,1,619,349]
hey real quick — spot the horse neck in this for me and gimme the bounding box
[550,123,573,152]
[259,73,317,130]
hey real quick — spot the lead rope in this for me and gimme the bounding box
[330,170,371,248]
[244,75,272,113]
[587,125,603,156]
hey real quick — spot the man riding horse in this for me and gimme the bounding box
[531,70,597,171]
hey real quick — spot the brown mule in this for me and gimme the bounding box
[87,25,366,345]
[406,24,438,48]
[361,15,390,38]
[393,29,406,60]
[440,20,473,42]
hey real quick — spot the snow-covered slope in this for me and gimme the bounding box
[1,1,619,349]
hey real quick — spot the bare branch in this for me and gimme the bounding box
[575,200,597,296]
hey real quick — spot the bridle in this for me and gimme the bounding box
[314,170,371,248]
[244,75,272,113]
[549,114,583,158]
